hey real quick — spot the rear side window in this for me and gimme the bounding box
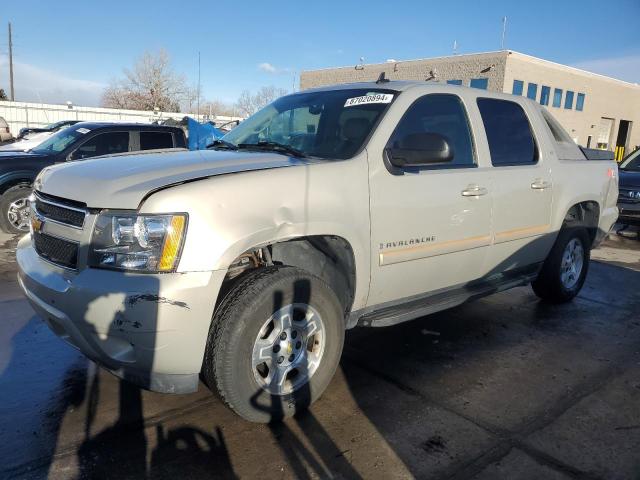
[388,94,475,168]
[477,98,537,166]
[140,131,174,150]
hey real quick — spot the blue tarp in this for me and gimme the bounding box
[187,117,225,150]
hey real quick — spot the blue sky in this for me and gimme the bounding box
[1,0,639,107]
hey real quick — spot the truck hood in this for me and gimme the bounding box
[35,149,313,209]
[619,170,640,189]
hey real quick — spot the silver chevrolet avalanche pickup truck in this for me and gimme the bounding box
[17,81,618,422]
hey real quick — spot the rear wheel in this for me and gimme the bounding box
[202,266,345,423]
[0,185,32,234]
[532,227,590,303]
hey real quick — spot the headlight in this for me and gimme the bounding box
[89,213,187,272]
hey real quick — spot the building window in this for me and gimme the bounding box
[527,83,538,100]
[564,91,574,109]
[540,86,550,106]
[447,79,462,85]
[512,80,524,95]
[576,93,585,111]
[552,88,563,108]
[470,78,489,90]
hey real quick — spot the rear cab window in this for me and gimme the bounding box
[476,98,538,166]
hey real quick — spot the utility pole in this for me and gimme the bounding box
[501,16,507,50]
[8,22,15,101]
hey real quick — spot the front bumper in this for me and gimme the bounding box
[617,203,640,226]
[16,236,226,393]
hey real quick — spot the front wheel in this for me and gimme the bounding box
[202,266,345,423]
[0,185,32,234]
[532,227,590,303]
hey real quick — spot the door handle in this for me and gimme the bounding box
[461,185,488,197]
[531,179,551,190]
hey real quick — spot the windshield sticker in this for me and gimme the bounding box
[76,127,91,134]
[344,93,394,107]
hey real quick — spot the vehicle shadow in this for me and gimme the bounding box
[250,281,362,479]
[70,275,238,479]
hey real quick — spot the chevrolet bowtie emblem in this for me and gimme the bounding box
[31,216,44,233]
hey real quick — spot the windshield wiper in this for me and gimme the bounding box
[207,139,238,150]
[237,141,306,158]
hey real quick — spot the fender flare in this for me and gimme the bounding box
[0,170,37,195]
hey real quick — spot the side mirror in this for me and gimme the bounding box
[386,132,454,167]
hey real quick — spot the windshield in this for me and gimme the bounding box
[620,149,640,171]
[31,126,87,154]
[220,88,396,159]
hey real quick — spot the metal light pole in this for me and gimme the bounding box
[8,22,15,101]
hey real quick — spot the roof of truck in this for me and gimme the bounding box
[68,121,183,130]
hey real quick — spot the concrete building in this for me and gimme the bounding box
[301,51,640,159]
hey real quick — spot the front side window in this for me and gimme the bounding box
[140,131,174,150]
[477,98,537,166]
[221,89,394,160]
[70,132,129,160]
[576,93,585,111]
[512,80,524,95]
[447,79,462,85]
[470,78,489,90]
[564,91,574,109]
[387,94,475,168]
[540,86,551,106]
[527,83,538,100]
[553,88,563,108]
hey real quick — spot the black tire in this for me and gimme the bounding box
[532,227,590,303]
[202,266,345,423]
[0,185,32,234]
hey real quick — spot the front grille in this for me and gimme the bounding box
[33,232,78,269]
[34,192,86,228]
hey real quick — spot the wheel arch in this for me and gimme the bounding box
[562,200,600,247]
[0,171,35,196]
[219,235,358,323]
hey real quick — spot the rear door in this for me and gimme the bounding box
[367,91,493,306]
[476,98,554,273]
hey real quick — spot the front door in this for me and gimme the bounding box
[367,91,493,306]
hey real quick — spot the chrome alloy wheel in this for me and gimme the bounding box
[7,196,31,231]
[252,303,326,395]
[560,238,584,289]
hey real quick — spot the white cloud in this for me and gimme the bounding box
[570,54,640,84]
[257,62,292,75]
[258,62,278,73]
[0,55,106,106]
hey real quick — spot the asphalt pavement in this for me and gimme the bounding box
[1,229,639,479]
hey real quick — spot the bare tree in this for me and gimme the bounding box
[201,99,236,117]
[235,86,288,117]
[101,49,188,112]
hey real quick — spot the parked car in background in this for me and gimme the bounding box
[1,120,82,153]
[17,120,81,140]
[617,148,640,227]
[16,82,618,423]
[0,117,14,144]
[0,122,187,233]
